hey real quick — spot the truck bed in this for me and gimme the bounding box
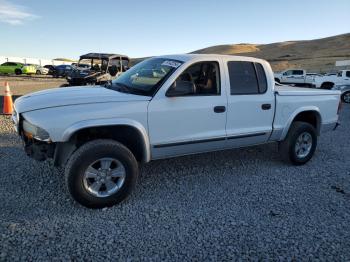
[272,85,340,141]
[275,85,338,96]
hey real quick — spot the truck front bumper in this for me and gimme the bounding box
[12,113,55,162]
[22,135,55,161]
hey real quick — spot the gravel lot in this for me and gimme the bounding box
[0,105,349,261]
[0,75,66,96]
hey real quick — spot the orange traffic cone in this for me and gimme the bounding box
[3,82,13,115]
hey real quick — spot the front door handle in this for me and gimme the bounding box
[214,106,226,113]
[261,104,271,110]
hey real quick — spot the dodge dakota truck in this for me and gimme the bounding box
[12,54,341,208]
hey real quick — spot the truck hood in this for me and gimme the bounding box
[14,86,151,113]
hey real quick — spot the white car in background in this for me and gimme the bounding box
[314,70,350,89]
[32,65,49,75]
[274,69,315,87]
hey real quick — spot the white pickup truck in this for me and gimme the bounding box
[12,54,341,208]
[274,69,316,86]
[314,70,350,89]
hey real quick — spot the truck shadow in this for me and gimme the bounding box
[140,143,283,181]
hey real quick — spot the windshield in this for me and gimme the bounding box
[77,59,102,70]
[110,58,183,96]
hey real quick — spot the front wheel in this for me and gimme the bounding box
[342,91,350,103]
[279,121,317,165]
[65,139,139,208]
[15,69,22,75]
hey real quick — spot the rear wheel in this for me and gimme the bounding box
[65,139,139,208]
[15,69,22,75]
[342,91,350,103]
[279,121,317,165]
[321,82,334,89]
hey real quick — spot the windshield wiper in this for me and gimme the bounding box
[110,82,131,93]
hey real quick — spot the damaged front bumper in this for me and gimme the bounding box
[22,135,55,161]
[12,111,55,162]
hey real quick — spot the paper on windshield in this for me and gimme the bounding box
[161,60,182,68]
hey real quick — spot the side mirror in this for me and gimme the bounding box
[166,81,195,97]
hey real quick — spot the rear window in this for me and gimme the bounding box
[346,71,350,78]
[228,61,267,95]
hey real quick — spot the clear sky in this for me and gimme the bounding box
[0,0,349,59]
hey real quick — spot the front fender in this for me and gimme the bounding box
[62,118,151,162]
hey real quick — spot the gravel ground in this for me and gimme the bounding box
[0,105,349,261]
[0,75,66,96]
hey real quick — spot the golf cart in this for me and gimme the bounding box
[67,53,130,86]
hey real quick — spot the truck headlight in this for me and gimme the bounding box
[22,119,50,141]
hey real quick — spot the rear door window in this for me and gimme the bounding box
[255,63,267,93]
[228,61,267,95]
[228,61,259,94]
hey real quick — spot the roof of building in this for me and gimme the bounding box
[80,53,129,60]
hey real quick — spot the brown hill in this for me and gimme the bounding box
[192,33,350,72]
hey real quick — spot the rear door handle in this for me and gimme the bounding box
[214,106,226,113]
[261,104,271,110]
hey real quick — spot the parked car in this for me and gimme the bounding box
[54,64,74,78]
[43,65,57,75]
[12,54,341,208]
[333,84,350,103]
[0,62,36,75]
[314,70,350,89]
[67,53,130,86]
[274,69,315,87]
[33,65,49,75]
[71,63,90,70]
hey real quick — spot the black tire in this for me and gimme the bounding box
[279,121,317,165]
[65,139,139,208]
[275,78,281,83]
[15,69,22,75]
[36,70,41,75]
[341,91,350,104]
